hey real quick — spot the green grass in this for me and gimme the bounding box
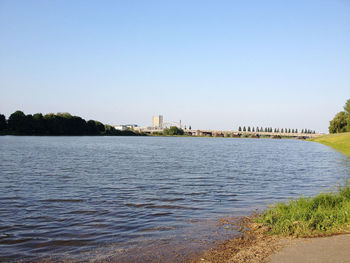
[310,132,350,157]
[256,183,350,237]
[254,133,350,237]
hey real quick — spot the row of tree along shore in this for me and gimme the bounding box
[0,110,320,138]
[0,111,144,136]
[238,126,316,134]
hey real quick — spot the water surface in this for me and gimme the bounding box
[0,136,349,262]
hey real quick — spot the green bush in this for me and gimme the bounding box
[163,126,184,136]
[329,99,350,133]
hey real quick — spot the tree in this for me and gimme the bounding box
[256,127,259,132]
[32,113,46,134]
[0,114,7,131]
[344,99,350,114]
[44,113,59,135]
[281,128,284,133]
[87,120,105,135]
[238,126,242,132]
[87,120,98,134]
[2,110,144,136]
[247,126,251,132]
[163,126,184,135]
[8,111,27,134]
[189,125,191,130]
[105,125,120,135]
[95,121,105,134]
[328,99,350,133]
[243,126,246,132]
[252,127,255,132]
[329,111,348,133]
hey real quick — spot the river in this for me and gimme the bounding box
[0,136,349,262]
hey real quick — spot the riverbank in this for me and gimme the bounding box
[309,132,350,157]
[193,184,350,262]
[192,133,350,262]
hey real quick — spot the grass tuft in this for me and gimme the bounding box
[256,182,350,237]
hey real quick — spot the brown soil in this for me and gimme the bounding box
[189,216,350,263]
[188,216,284,263]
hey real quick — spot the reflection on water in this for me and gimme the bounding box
[0,136,349,262]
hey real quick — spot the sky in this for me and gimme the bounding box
[0,0,349,133]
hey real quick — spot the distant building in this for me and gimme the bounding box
[114,125,127,131]
[114,124,138,131]
[125,124,138,129]
[152,115,163,129]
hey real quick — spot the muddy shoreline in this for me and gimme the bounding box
[188,215,282,263]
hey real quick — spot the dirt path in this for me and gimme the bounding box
[269,234,350,263]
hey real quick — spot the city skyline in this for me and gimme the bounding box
[1,1,350,133]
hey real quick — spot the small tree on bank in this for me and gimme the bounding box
[329,112,348,133]
[329,99,350,133]
[163,126,184,136]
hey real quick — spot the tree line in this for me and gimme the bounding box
[0,110,142,136]
[238,126,316,134]
[329,99,350,133]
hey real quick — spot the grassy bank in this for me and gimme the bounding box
[197,184,350,262]
[309,132,350,157]
[255,182,350,237]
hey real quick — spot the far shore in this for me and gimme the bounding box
[0,132,321,140]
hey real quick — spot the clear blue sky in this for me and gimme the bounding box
[1,0,349,132]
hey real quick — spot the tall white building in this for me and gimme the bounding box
[152,115,163,129]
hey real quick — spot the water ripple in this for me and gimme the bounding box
[0,136,349,262]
